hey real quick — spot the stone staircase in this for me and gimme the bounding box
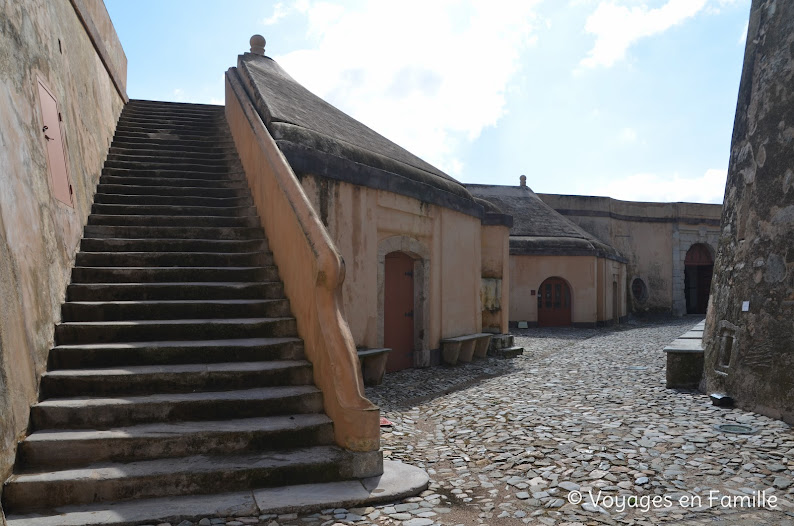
[2,100,377,522]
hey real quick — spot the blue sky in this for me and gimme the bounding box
[104,0,751,204]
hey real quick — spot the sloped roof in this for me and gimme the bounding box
[233,52,500,221]
[467,184,625,261]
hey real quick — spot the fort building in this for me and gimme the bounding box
[468,181,628,328]
[537,193,722,317]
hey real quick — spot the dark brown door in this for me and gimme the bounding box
[38,79,73,206]
[384,252,414,372]
[537,277,572,327]
[696,265,713,314]
[684,244,714,314]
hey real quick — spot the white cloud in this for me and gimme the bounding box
[272,1,541,176]
[618,127,637,143]
[738,21,748,45]
[706,0,749,14]
[261,3,289,26]
[580,0,707,69]
[592,168,727,203]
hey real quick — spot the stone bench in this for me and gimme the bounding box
[440,333,493,365]
[664,323,705,389]
[488,334,524,358]
[357,348,390,386]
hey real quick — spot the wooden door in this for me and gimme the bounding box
[37,79,73,206]
[685,244,714,314]
[696,265,713,314]
[384,252,414,372]
[537,277,572,327]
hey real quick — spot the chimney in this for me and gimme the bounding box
[520,175,527,187]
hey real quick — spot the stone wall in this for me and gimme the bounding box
[0,0,125,512]
[703,0,794,424]
[538,194,721,315]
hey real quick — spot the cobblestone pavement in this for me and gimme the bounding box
[162,317,794,526]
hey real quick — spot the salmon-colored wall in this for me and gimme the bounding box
[300,175,486,358]
[510,255,626,324]
[439,207,482,338]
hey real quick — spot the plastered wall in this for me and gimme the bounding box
[300,175,486,363]
[0,0,125,504]
[509,255,625,326]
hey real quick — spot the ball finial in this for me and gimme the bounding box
[250,35,266,56]
[520,175,527,187]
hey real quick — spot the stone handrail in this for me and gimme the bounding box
[224,68,380,452]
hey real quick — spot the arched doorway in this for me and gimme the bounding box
[384,251,415,371]
[684,243,713,314]
[537,277,572,327]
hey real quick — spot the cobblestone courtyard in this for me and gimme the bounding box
[182,317,794,526]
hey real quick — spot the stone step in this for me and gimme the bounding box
[126,99,224,111]
[16,414,334,471]
[92,203,256,217]
[74,251,272,268]
[123,105,224,119]
[110,137,234,153]
[107,148,232,163]
[70,266,278,284]
[66,281,283,302]
[116,121,225,133]
[118,114,225,128]
[48,337,305,369]
[102,166,242,180]
[79,237,266,253]
[115,120,225,134]
[61,299,291,321]
[83,225,263,240]
[119,115,225,128]
[104,159,231,173]
[55,317,297,345]
[100,174,246,189]
[112,129,232,143]
[92,192,253,208]
[493,346,524,359]
[29,385,323,430]
[114,121,229,135]
[87,214,260,228]
[3,446,355,512]
[124,102,223,112]
[40,360,313,399]
[3,460,420,526]
[96,183,248,198]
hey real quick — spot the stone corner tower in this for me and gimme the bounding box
[703,0,794,423]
